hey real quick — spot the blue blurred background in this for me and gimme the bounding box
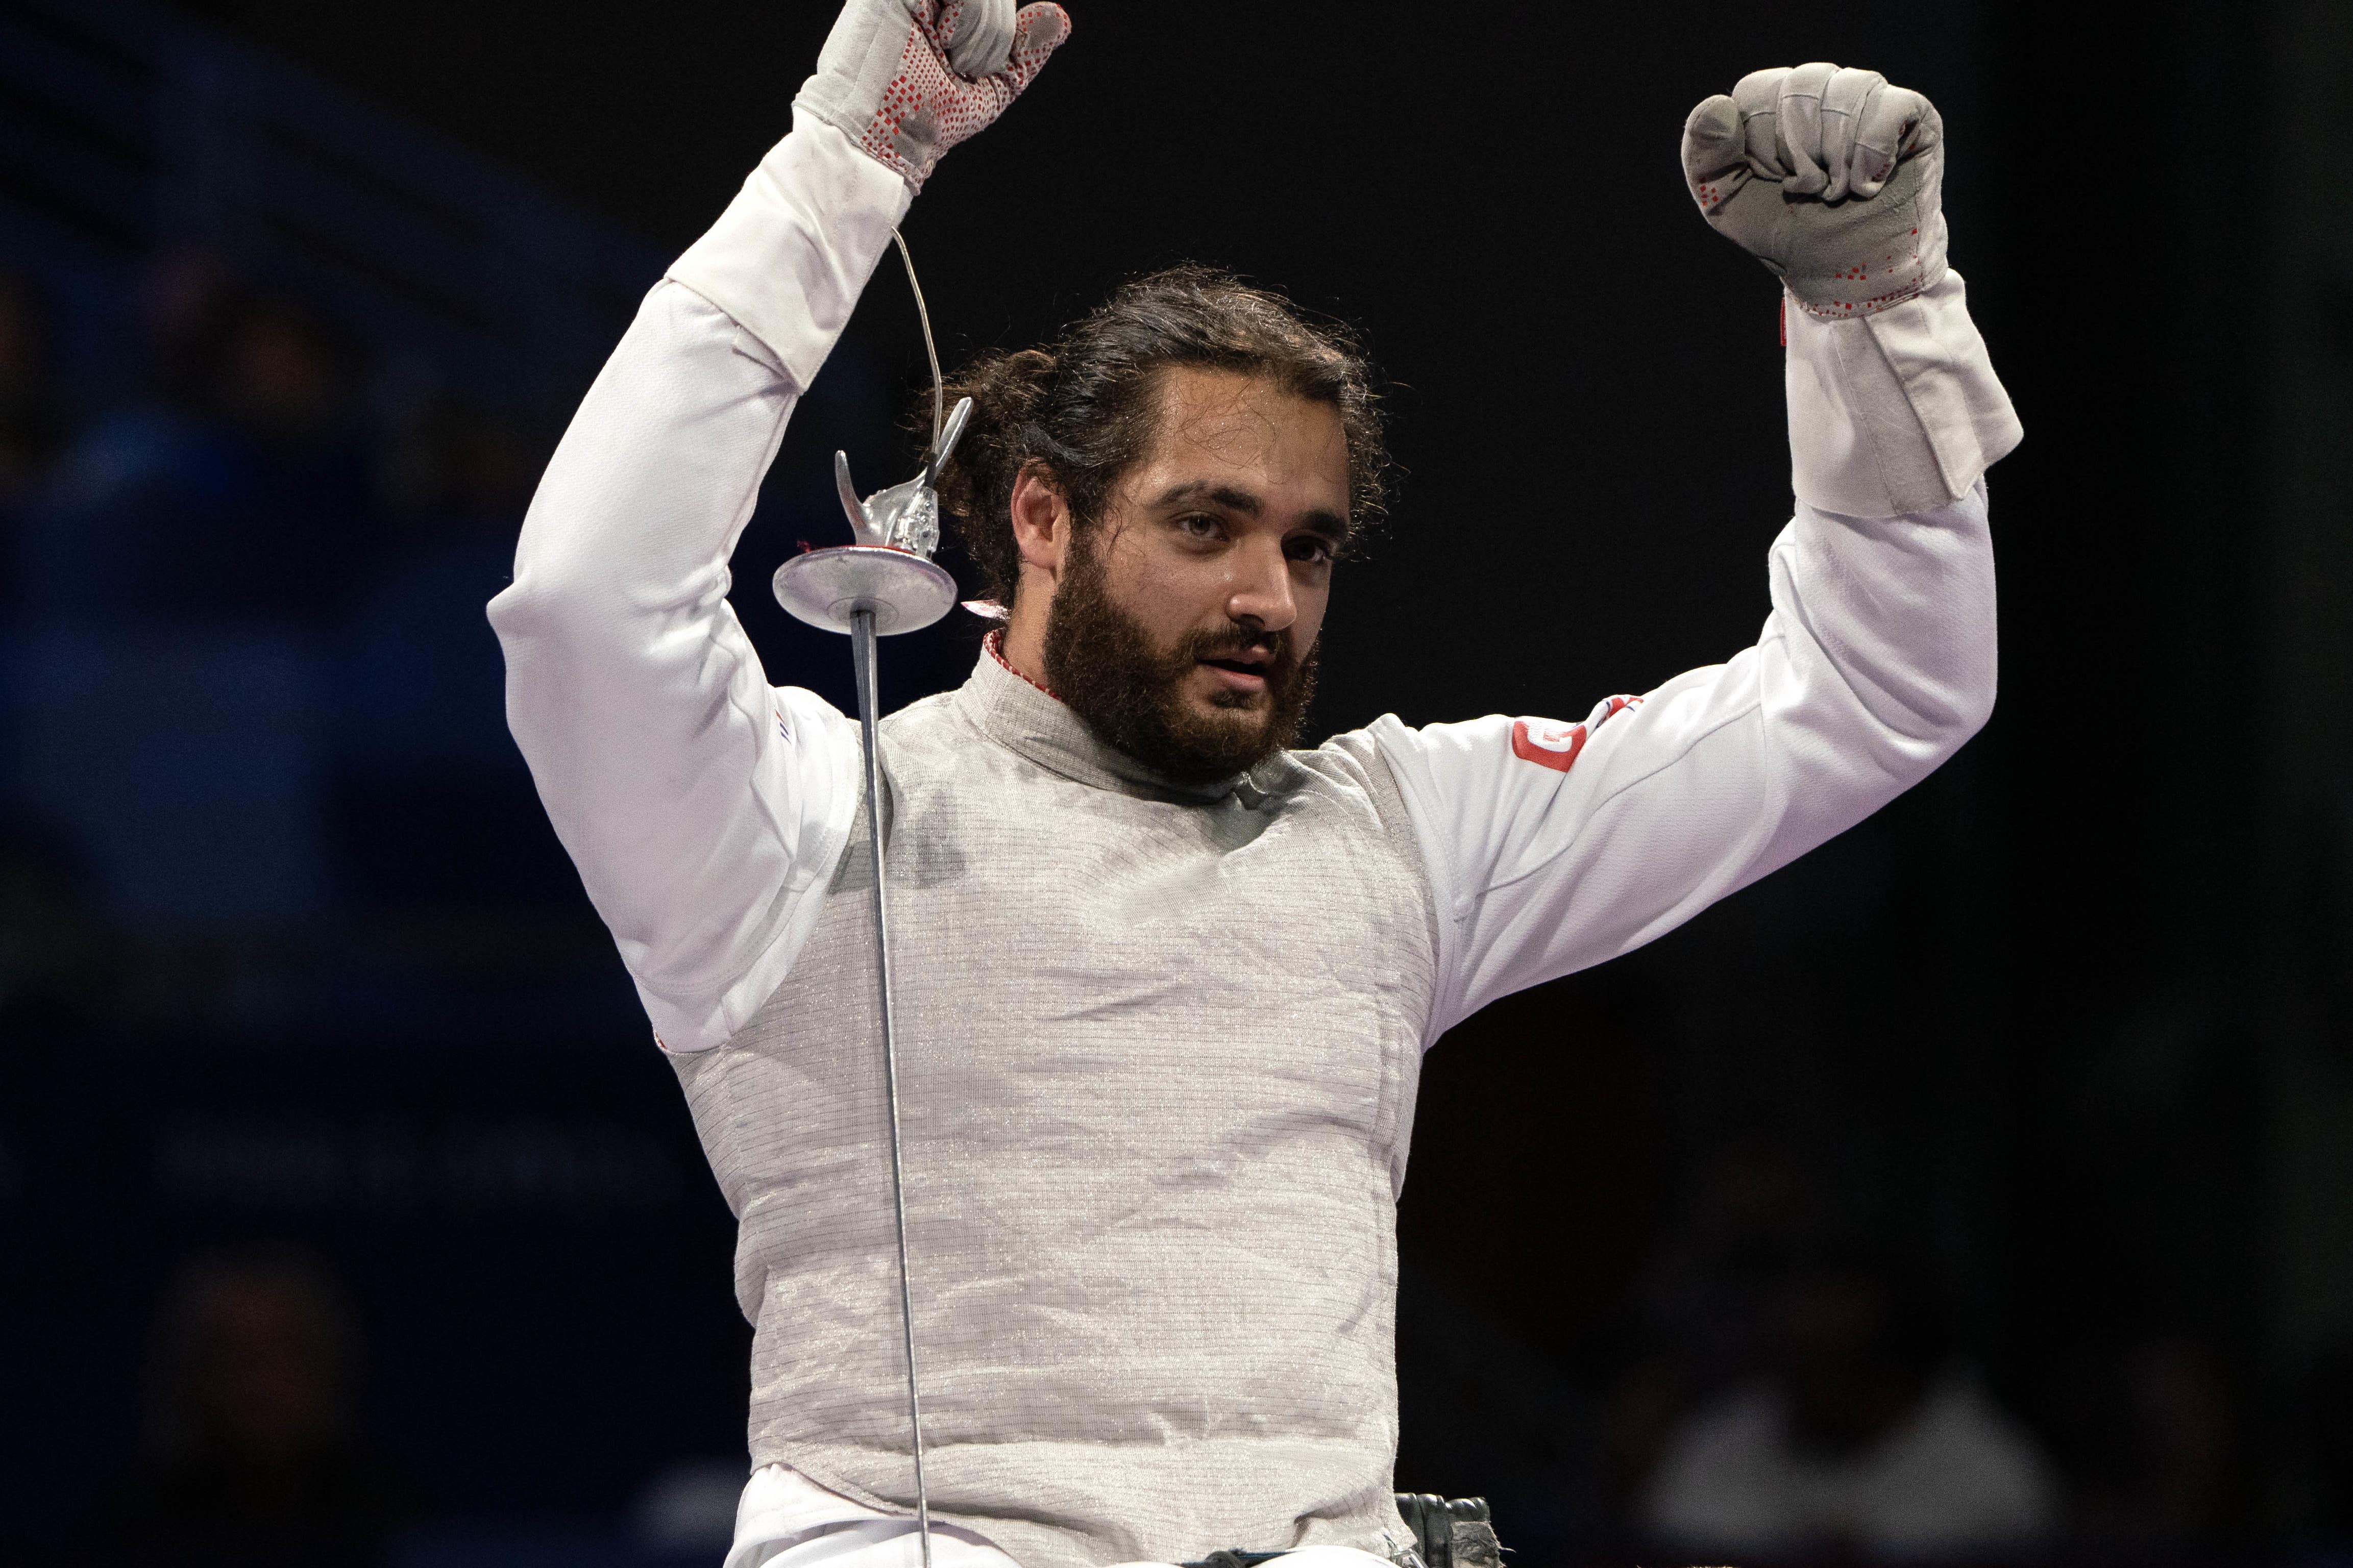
[0,0,2347,1564]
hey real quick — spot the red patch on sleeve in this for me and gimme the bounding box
[1511,718,1589,774]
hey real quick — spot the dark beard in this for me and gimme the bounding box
[1041,529,1318,786]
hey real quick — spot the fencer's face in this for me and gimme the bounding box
[1098,367,1348,686]
[1038,368,1349,780]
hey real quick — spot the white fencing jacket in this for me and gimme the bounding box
[489,115,2018,1568]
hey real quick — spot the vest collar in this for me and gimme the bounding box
[954,635,1284,804]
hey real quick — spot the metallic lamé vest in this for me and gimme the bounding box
[669,651,1440,1568]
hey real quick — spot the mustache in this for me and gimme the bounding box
[1175,624,1295,668]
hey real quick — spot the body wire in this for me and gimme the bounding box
[892,228,945,452]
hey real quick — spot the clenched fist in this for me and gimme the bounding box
[797,0,1071,191]
[1682,63,1946,318]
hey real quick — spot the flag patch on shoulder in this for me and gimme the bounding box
[1511,719,1588,773]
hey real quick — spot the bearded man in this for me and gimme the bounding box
[489,3,2020,1566]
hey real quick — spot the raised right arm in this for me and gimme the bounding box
[489,3,1069,1053]
[487,117,906,1054]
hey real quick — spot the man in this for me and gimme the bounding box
[489,4,2019,1565]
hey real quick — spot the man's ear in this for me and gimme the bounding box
[1008,462,1069,578]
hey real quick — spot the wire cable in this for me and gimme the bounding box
[892,227,945,452]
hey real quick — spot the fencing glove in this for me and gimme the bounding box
[797,0,1070,191]
[1682,63,1947,318]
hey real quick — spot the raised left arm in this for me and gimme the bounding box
[1372,65,2020,1040]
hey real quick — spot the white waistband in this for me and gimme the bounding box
[725,1463,1395,1568]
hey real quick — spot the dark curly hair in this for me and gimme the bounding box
[930,265,1387,605]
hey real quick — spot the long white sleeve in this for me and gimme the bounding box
[1376,270,2017,1039]
[488,116,906,1053]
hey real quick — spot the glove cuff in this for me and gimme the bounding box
[794,73,938,192]
[1785,267,2021,517]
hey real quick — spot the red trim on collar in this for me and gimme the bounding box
[985,629,1061,701]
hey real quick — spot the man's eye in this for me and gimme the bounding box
[1176,514,1222,540]
[1286,536,1335,565]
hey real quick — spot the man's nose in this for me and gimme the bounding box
[1224,536,1297,633]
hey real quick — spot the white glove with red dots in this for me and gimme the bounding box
[795,0,1071,192]
[1681,63,1947,319]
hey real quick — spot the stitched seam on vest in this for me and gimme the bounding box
[1357,739,1444,1052]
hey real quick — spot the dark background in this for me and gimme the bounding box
[0,0,2347,1562]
